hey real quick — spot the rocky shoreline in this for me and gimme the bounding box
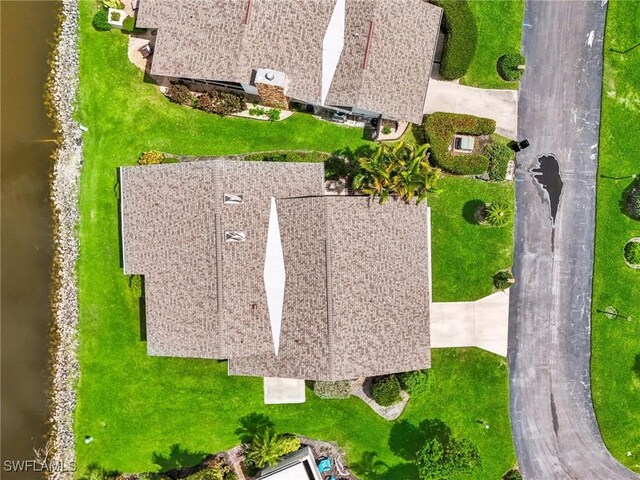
[47,0,82,478]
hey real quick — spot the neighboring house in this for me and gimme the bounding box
[258,447,322,480]
[119,158,431,381]
[135,0,442,124]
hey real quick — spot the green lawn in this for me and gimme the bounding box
[74,1,515,478]
[461,0,525,90]
[429,177,514,302]
[591,0,640,472]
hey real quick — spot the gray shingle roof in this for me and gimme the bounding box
[228,196,431,381]
[136,0,442,123]
[120,158,431,380]
[120,159,324,359]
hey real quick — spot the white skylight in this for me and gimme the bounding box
[321,0,345,105]
[263,197,286,355]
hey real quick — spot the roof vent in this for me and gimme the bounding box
[225,231,246,242]
[265,72,275,81]
[224,194,244,205]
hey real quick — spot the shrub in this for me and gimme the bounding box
[431,0,478,80]
[248,106,267,117]
[266,108,281,122]
[110,11,121,22]
[493,270,514,290]
[382,125,392,135]
[313,380,352,399]
[497,52,526,82]
[138,150,165,165]
[166,83,193,105]
[324,155,355,180]
[485,143,514,181]
[371,375,402,406]
[129,275,142,297]
[417,436,481,480]
[398,369,431,395]
[183,462,233,480]
[624,241,640,266]
[502,468,523,480]
[194,91,246,115]
[92,9,112,31]
[626,180,640,219]
[485,202,512,227]
[122,15,136,33]
[244,150,329,163]
[245,429,300,469]
[423,112,495,175]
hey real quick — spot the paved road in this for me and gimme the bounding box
[509,1,640,479]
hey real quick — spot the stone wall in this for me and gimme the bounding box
[256,83,288,109]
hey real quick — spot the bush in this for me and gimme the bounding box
[248,106,267,117]
[266,108,281,122]
[324,155,355,180]
[417,436,480,480]
[497,52,526,82]
[166,83,193,105]
[485,143,514,181]
[423,112,495,175]
[122,15,136,32]
[398,369,431,395]
[502,468,523,480]
[432,0,478,80]
[129,275,142,297]
[371,375,402,406]
[194,91,246,115]
[382,125,392,135]
[485,202,512,227]
[313,380,352,399]
[244,150,329,163]
[110,11,121,22]
[626,181,640,219]
[624,241,640,266]
[92,9,112,31]
[493,270,514,290]
[138,150,165,165]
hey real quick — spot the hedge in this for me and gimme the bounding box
[244,150,329,163]
[423,112,495,175]
[166,83,193,105]
[398,369,431,396]
[371,375,402,406]
[432,0,478,80]
[313,381,352,399]
[485,143,514,181]
[195,91,246,116]
[92,9,111,31]
[122,15,136,33]
[497,52,526,82]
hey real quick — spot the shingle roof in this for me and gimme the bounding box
[120,158,431,381]
[120,158,325,359]
[228,196,431,381]
[136,0,442,123]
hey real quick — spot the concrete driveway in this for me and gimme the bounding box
[430,291,509,357]
[424,66,519,140]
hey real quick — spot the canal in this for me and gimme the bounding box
[1,1,60,477]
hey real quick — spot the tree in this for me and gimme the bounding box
[244,428,300,469]
[485,202,512,227]
[352,142,442,204]
[416,436,480,480]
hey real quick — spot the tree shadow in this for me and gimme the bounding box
[235,412,275,444]
[388,418,451,461]
[79,463,120,480]
[633,354,640,379]
[151,444,208,473]
[619,177,640,220]
[350,451,417,480]
[462,199,485,225]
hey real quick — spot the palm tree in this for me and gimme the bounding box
[352,143,394,203]
[485,202,512,227]
[244,428,300,469]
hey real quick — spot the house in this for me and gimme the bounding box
[258,447,322,480]
[119,158,431,382]
[134,0,443,124]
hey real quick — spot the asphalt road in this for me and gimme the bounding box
[509,1,640,479]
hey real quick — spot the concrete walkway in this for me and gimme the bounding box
[424,66,519,140]
[263,377,305,404]
[430,290,509,357]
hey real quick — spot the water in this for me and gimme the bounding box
[1,1,60,477]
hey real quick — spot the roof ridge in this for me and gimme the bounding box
[213,162,225,357]
[323,197,336,378]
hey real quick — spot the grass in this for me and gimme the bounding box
[591,0,640,472]
[461,0,525,90]
[429,177,515,302]
[74,1,516,477]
